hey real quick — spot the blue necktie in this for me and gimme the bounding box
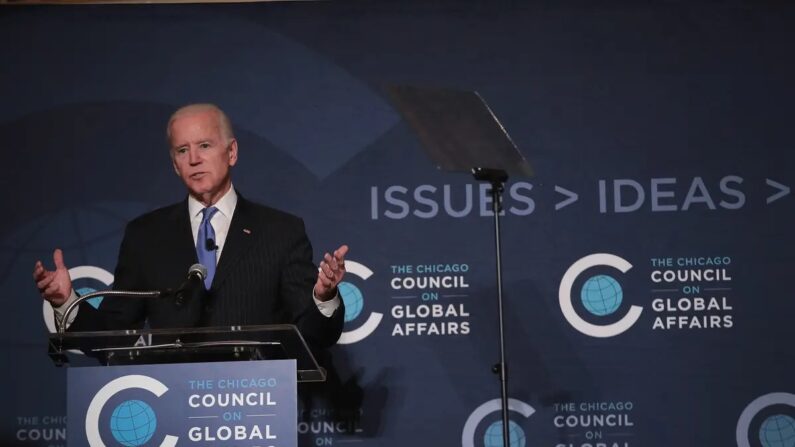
[197,206,219,289]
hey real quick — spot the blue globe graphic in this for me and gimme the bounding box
[76,286,104,309]
[759,414,795,447]
[109,400,157,447]
[580,274,623,316]
[339,282,364,323]
[483,420,526,447]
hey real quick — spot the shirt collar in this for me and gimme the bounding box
[188,185,238,220]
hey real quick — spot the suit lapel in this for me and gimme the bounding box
[172,199,199,267]
[212,195,257,289]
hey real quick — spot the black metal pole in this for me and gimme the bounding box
[490,180,510,447]
[471,167,511,447]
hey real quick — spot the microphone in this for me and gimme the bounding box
[175,263,208,306]
[205,238,218,251]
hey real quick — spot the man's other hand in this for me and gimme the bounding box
[33,249,73,307]
[314,245,348,301]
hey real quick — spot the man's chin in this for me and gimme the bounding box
[184,178,210,192]
[186,186,225,205]
[186,186,211,200]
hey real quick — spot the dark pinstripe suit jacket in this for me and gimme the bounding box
[70,194,344,348]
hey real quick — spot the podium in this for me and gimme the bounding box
[50,325,319,446]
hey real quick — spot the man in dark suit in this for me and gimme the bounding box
[33,103,346,348]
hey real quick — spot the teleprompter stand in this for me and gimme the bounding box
[386,85,533,447]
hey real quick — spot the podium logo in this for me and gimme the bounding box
[337,260,383,344]
[737,392,795,447]
[42,265,113,333]
[558,253,643,338]
[86,375,177,447]
[462,398,535,447]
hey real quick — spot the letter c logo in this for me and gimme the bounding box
[85,375,178,447]
[559,253,643,338]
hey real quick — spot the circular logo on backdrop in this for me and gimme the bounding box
[758,414,795,447]
[461,399,535,447]
[737,393,795,447]
[337,260,383,344]
[559,253,642,338]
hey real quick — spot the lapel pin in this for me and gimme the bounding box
[243,228,252,235]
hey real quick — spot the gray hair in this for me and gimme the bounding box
[166,103,235,144]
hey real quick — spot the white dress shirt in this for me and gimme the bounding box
[188,185,237,261]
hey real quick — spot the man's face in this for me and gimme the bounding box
[169,110,238,205]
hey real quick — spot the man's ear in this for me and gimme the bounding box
[228,139,239,167]
[171,153,180,175]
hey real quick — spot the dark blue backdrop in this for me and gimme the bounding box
[2,1,794,446]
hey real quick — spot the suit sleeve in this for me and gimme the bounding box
[280,218,345,349]
[69,222,147,331]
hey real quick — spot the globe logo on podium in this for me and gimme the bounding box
[580,274,623,316]
[483,420,525,447]
[339,281,364,322]
[759,414,795,447]
[109,399,157,447]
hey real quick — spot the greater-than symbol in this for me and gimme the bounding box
[554,185,579,210]
[766,179,790,204]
